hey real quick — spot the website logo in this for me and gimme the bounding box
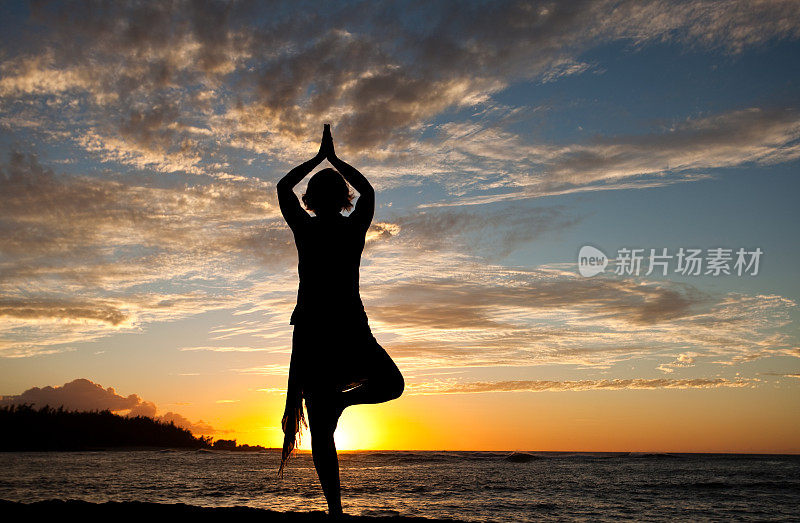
[578,245,608,277]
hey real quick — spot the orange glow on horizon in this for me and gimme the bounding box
[293,409,382,451]
[209,386,800,455]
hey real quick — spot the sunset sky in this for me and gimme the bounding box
[1,0,799,453]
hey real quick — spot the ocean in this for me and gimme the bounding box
[0,450,798,521]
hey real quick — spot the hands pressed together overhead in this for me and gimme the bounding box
[317,123,336,160]
[278,123,374,226]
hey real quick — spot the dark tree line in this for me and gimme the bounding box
[0,404,212,450]
[211,438,268,451]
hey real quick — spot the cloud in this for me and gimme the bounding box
[1,1,798,369]
[0,150,282,263]
[366,205,581,257]
[356,262,796,369]
[409,377,753,394]
[0,148,577,355]
[0,297,129,326]
[541,107,800,188]
[657,352,699,373]
[370,275,710,328]
[178,346,274,353]
[233,245,797,376]
[0,150,300,354]
[0,378,141,411]
[414,105,800,205]
[0,378,218,435]
[0,53,92,96]
[1,0,798,174]
[127,400,158,418]
[234,363,290,376]
[1,145,795,372]
[760,371,800,379]
[158,411,217,434]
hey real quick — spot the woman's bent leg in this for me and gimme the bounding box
[305,390,343,516]
[341,341,404,409]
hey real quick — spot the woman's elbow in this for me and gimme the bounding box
[276,179,293,196]
[359,185,375,198]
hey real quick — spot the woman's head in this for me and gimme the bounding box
[302,168,353,214]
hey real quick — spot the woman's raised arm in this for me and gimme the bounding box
[324,126,375,230]
[277,137,326,229]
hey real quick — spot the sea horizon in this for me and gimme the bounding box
[4,448,799,456]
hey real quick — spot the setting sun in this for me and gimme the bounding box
[294,409,382,451]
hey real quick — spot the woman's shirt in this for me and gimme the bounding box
[289,214,368,326]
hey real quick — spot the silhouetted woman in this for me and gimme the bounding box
[277,124,404,516]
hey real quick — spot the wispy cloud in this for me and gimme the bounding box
[409,377,753,394]
[413,105,800,205]
[179,346,275,353]
[367,205,582,257]
[358,260,796,370]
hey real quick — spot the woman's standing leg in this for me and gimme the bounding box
[305,390,343,516]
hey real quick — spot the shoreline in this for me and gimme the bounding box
[0,445,279,452]
[0,499,469,522]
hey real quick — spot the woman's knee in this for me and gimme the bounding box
[306,395,340,438]
[377,355,403,400]
[309,418,337,442]
[385,369,404,400]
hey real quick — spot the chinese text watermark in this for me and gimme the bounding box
[578,246,762,277]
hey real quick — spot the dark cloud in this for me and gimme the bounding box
[0,297,128,326]
[371,276,709,329]
[0,378,142,411]
[2,0,797,166]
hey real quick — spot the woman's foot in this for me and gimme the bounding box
[326,496,345,519]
